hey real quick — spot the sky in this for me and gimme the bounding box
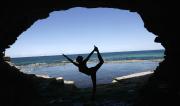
[6,8,163,57]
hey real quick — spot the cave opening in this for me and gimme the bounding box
[5,8,164,88]
[1,1,180,105]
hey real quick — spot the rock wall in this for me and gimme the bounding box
[0,0,180,106]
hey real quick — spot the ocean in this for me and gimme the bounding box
[10,50,164,88]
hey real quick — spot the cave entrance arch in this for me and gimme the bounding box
[5,8,165,88]
[1,1,179,106]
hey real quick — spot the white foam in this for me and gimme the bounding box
[64,80,74,84]
[56,77,63,80]
[36,74,50,78]
[112,71,153,83]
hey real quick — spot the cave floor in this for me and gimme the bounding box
[36,74,151,106]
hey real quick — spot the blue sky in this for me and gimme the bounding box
[6,8,163,57]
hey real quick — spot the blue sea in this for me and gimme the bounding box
[10,50,164,88]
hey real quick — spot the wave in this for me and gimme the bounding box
[11,50,164,68]
[104,59,163,64]
[15,59,164,69]
[16,62,67,69]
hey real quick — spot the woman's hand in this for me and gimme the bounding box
[62,54,66,57]
[94,45,98,51]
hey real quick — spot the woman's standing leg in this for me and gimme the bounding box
[91,74,96,100]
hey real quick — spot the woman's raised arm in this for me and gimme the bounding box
[62,54,78,66]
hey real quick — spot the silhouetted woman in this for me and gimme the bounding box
[62,46,104,100]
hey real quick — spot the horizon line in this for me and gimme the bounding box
[8,49,165,58]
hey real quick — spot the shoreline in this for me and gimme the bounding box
[37,70,153,105]
[36,70,154,89]
[4,60,154,105]
[6,60,157,88]
[72,71,153,105]
[112,71,153,83]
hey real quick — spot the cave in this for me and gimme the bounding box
[0,0,180,106]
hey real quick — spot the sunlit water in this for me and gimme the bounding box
[19,61,159,88]
[11,50,164,88]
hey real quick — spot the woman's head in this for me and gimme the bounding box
[76,56,83,63]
